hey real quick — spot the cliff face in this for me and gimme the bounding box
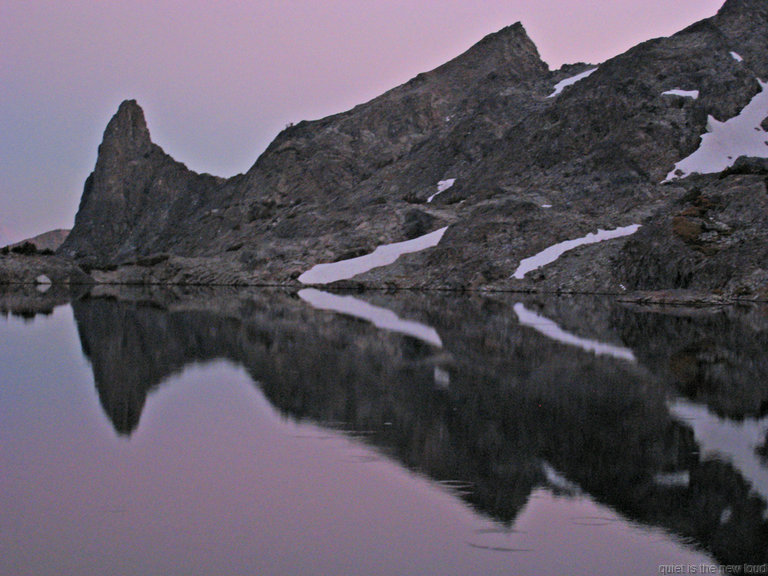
[59,1,768,297]
[59,101,225,267]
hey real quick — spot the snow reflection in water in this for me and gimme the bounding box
[513,302,635,362]
[298,288,442,347]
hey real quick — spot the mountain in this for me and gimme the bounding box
[9,229,70,251]
[57,0,768,299]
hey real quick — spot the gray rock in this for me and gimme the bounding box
[55,0,768,300]
[0,253,93,286]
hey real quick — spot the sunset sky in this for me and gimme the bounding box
[1,0,724,244]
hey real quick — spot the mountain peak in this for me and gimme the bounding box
[491,21,527,39]
[431,20,548,81]
[100,99,153,157]
[468,21,544,66]
[718,0,768,16]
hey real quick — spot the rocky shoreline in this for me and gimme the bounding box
[1,252,765,308]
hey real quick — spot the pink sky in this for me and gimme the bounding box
[1,0,724,243]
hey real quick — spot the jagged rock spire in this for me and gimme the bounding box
[59,99,161,263]
[98,99,153,161]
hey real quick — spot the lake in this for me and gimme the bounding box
[2,286,767,575]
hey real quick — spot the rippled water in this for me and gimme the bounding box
[2,287,768,575]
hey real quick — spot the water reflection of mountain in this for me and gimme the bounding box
[70,288,768,565]
[0,284,81,320]
[615,304,768,419]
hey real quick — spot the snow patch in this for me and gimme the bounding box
[299,288,443,347]
[434,366,451,388]
[512,225,641,279]
[662,89,699,100]
[547,68,598,98]
[669,399,768,509]
[427,179,456,203]
[542,462,581,493]
[541,204,552,209]
[34,275,52,293]
[653,471,690,487]
[720,508,733,524]
[513,303,636,362]
[299,227,448,285]
[665,79,768,181]
[731,51,743,62]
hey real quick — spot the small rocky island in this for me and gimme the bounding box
[4,0,768,302]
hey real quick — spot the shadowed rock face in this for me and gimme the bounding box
[59,101,225,269]
[58,1,768,298]
[613,173,768,299]
[715,0,768,78]
[67,288,768,564]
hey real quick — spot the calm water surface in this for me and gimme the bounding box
[2,287,768,575]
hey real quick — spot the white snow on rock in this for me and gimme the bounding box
[731,51,743,62]
[669,399,768,509]
[653,471,691,487]
[433,366,451,388]
[665,79,768,181]
[512,225,641,280]
[662,89,699,99]
[298,288,443,347]
[541,204,552,208]
[513,303,636,362]
[298,226,449,285]
[547,67,598,98]
[34,275,52,293]
[542,462,581,493]
[427,179,456,203]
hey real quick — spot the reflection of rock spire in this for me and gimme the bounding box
[73,297,233,436]
[75,299,154,436]
[94,379,147,436]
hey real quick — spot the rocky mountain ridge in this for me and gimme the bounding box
[6,229,70,252]
[43,0,768,298]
